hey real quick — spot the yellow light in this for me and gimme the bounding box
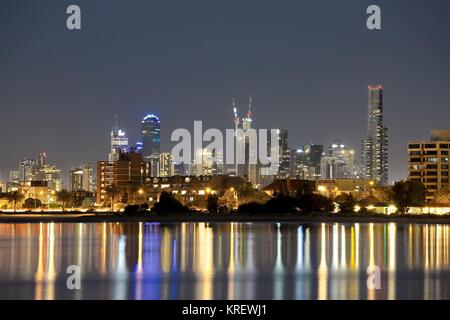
[138,189,144,195]
[206,187,211,194]
[354,205,361,212]
[368,205,375,210]
[230,187,235,192]
[369,181,375,186]
[318,185,327,192]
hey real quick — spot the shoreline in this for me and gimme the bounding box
[0,212,450,225]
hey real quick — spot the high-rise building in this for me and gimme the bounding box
[109,116,129,161]
[408,130,450,202]
[278,128,291,178]
[82,163,95,192]
[37,152,47,170]
[33,164,62,191]
[141,114,161,176]
[294,147,315,180]
[9,171,20,183]
[321,140,356,179]
[19,159,35,181]
[159,153,175,177]
[310,144,323,178]
[362,85,389,185]
[69,168,84,191]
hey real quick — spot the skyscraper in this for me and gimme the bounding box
[362,85,389,185]
[19,159,35,181]
[278,128,291,178]
[141,114,161,176]
[37,152,47,170]
[109,116,129,161]
[320,140,356,179]
[159,153,174,177]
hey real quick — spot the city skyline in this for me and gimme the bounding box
[1,1,450,185]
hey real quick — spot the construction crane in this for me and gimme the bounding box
[247,94,253,120]
[233,98,239,175]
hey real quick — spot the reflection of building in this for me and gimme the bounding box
[141,114,160,176]
[408,130,450,202]
[321,140,356,179]
[362,85,389,185]
[96,152,151,205]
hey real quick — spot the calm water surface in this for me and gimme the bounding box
[0,222,449,300]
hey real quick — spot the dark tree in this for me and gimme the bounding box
[152,192,189,214]
[207,194,219,213]
[392,180,426,213]
[335,194,356,213]
[23,197,42,209]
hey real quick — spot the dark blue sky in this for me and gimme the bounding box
[1,0,450,185]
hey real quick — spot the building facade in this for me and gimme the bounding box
[108,116,129,161]
[321,140,356,179]
[408,130,450,202]
[96,152,151,205]
[141,114,161,176]
[362,85,389,185]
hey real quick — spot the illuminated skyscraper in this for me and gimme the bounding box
[321,140,356,179]
[19,159,35,181]
[141,114,161,176]
[159,153,174,177]
[362,85,389,185]
[109,115,129,161]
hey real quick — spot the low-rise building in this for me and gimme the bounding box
[408,130,450,202]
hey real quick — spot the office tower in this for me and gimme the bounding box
[211,149,224,176]
[362,85,389,185]
[174,162,189,176]
[82,163,95,192]
[109,116,129,161]
[194,148,213,176]
[34,164,62,191]
[69,168,84,191]
[278,128,291,178]
[20,159,35,181]
[97,152,151,205]
[159,153,175,177]
[141,114,161,176]
[309,144,323,178]
[37,152,47,170]
[408,130,450,202]
[234,96,259,184]
[294,144,323,180]
[320,140,356,179]
[9,171,20,183]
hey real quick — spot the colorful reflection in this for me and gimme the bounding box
[0,222,449,300]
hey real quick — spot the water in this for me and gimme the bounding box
[0,222,449,300]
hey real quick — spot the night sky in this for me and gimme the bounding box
[1,0,450,186]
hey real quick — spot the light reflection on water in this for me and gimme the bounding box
[0,222,449,300]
